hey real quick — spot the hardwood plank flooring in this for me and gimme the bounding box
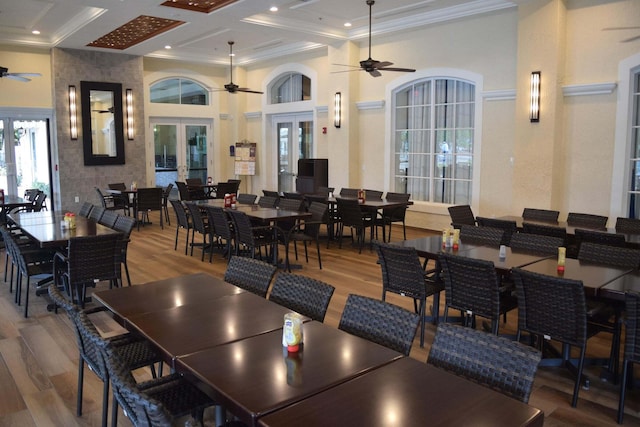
[0,210,640,425]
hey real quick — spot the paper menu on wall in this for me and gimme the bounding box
[234,141,256,176]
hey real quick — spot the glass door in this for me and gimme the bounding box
[273,114,313,192]
[0,118,52,201]
[152,118,211,188]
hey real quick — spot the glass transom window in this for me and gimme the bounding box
[150,78,209,105]
[269,73,311,104]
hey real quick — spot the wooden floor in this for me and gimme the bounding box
[2,210,640,426]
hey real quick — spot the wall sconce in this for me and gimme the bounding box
[529,71,541,122]
[68,85,78,140]
[126,88,134,139]
[334,92,342,128]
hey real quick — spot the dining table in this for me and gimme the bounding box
[257,356,544,427]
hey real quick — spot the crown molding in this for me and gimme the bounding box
[244,111,262,119]
[356,100,385,110]
[562,82,617,97]
[482,89,516,101]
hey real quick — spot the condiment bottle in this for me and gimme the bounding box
[557,247,566,273]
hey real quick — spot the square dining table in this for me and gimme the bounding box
[175,321,403,427]
[257,357,544,427]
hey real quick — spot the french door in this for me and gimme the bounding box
[152,118,212,188]
[273,114,313,193]
[0,117,53,202]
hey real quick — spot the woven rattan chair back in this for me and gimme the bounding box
[578,242,640,269]
[88,205,105,223]
[113,215,136,286]
[316,186,334,196]
[237,193,257,204]
[619,292,640,423]
[428,323,541,403]
[65,234,123,295]
[78,202,94,218]
[616,217,640,234]
[269,273,335,322]
[336,197,366,228]
[283,191,304,200]
[215,182,237,199]
[439,253,511,334]
[448,205,476,227]
[185,178,202,186]
[227,179,241,194]
[567,212,608,229]
[226,210,260,255]
[574,228,626,248]
[185,202,210,261]
[511,268,587,407]
[262,190,280,198]
[363,189,383,200]
[339,188,359,197]
[169,199,191,255]
[522,222,567,242]
[380,192,410,241]
[136,187,164,229]
[476,217,517,245]
[278,198,304,212]
[459,225,504,247]
[175,181,192,201]
[224,256,277,298]
[338,294,419,356]
[258,195,279,208]
[205,206,233,262]
[509,233,564,256]
[522,208,560,222]
[99,209,119,228]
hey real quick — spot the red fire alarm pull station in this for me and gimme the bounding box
[322,127,327,134]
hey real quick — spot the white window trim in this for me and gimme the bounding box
[149,77,210,105]
[610,52,640,219]
[385,68,483,215]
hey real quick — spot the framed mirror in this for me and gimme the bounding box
[80,81,125,165]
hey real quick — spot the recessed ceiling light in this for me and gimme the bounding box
[344,22,351,27]
[32,30,40,35]
[165,45,172,49]
[270,6,278,12]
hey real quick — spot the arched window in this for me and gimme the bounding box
[626,69,640,217]
[392,77,475,204]
[150,78,209,105]
[269,73,311,104]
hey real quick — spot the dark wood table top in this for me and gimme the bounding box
[257,357,544,427]
[1,195,31,209]
[8,211,66,225]
[176,321,403,427]
[598,270,640,301]
[197,200,310,220]
[12,214,119,248]
[521,258,632,295]
[328,196,413,209]
[399,235,477,260]
[457,246,550,274]
[125,291,300,360]
[93,273,244,318]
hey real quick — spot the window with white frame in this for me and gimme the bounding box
[393,78,475,204]
[269,73,311,104]
[150,78,209,105]
[628,71,640,217]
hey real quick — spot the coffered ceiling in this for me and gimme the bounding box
[0,0,524,66]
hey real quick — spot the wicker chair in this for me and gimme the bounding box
[223,256,277,298]
[170,199,192,255]
[76,310,211,427]
[522,208,560,222]
[338,294,420,356]
[215,182,237,199]
[574,228,626,248]
[78,202,94,218]
[205,206,234,262]
[113,215,136,286]
[615,217,640,234]
[578,242,640,269]
[438,253,517,335]
[99,209,119,228]
[522,222,567,243]
[567,212,608,229]
[258,195,279,208]
[269,272,335,322]
[476,217,517,245]
[336,197,375,253]
[618,291,640,423]
[375,192,410,241]
[175,181,192,201]
[48,285,161,427]
[53,234,123,307]
[285,201,327,271]
[428,323,541,403]
[136,187,163,231]
[262,190,280,198]
[339,188,359,197]
[184,203,211,262]
[509,233,564,256]
[376,241,443,347]
[227,209,277,261]
[363,189,383,200]
[96,187,128,215]
[282,191,304,200]
[89,205,106,223]
[511,268,588,407]
[459,225,504,247]
[186,178,207,200]
[448,205,476,227]
[236,193,257,205]
[161,183,174,225]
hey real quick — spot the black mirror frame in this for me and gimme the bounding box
[80,81,125,165]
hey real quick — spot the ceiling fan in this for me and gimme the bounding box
[0,66,41,82]
[218,41,263,94]
[602,26,640,43]
[333,0,415,77]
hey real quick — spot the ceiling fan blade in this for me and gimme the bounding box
[379,67,416,73]
[331,69,362,74]
[5,75,30,82]
[368,69,382,78]
[332,63,362,69]
[236,88,264,94]
[374,61,394,69]
[13,73,41,77]
[622,34,640,43]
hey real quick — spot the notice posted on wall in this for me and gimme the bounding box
[234,140,256,176]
